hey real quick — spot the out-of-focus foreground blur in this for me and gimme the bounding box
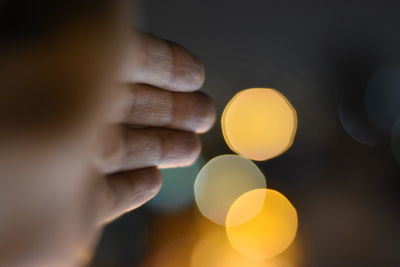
[88,0,400,266]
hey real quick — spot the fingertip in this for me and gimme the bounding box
[192,92,217,133]
[128,32,206,92]
[142,167,163,199]
[105,167,163,221]
[127,167,163,203]
[185,132,202,163]
[168,91,216,133]
[158,131,202,168]
[169,42,206,92]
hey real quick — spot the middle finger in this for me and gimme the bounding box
[120,83,215,133]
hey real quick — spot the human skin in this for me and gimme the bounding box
[0,1,215,266]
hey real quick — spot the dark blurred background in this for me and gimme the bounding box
[90,1,400,266]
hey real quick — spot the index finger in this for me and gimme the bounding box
[123,31,205,92]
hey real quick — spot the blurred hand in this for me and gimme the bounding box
[0,4,215,266]
[97,31,215,222]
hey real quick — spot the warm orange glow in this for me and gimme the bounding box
[226,189,298,260]
[153,238,197,267]
[222,88,297,161]
[194,155,266,225]
[190,229,294,267]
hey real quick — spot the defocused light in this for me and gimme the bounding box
[190,229,293,267]
[139,208,198,267]
[338,103,383,146]
[221,88,297,161]
[194,155,266,225]
[154,238,197,267]
[365,66,400,134]
[148,158,204,213]
[226,189,298,260]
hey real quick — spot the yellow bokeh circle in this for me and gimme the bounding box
[226,189,298,260]
[222,88,297,161]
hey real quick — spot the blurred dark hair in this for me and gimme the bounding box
[0,0,120,137]
[0,1,112,42]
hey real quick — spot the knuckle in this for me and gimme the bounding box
[146,130,165,165]
[158,130,201,167]
[128,84,173,126]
